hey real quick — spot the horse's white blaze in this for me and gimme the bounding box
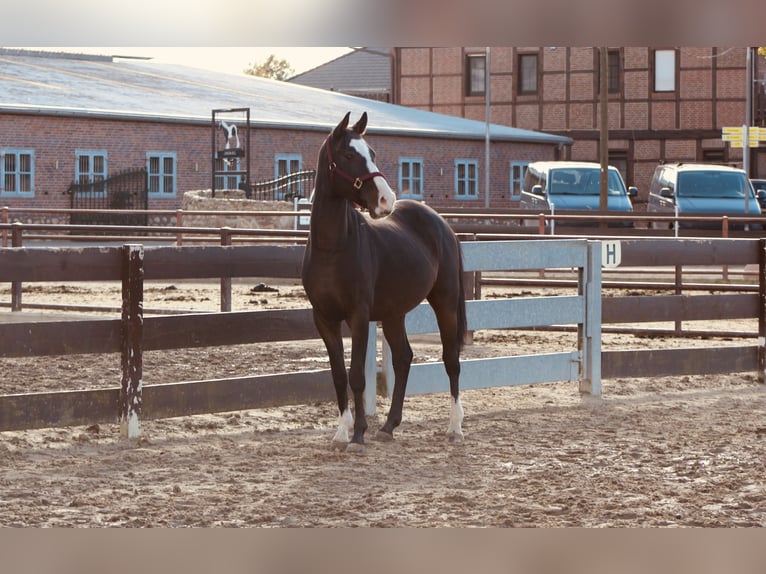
[447,396,464,437]
[333,408,354,443]
[350,138,396,217]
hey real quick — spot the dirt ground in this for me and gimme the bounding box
[1,279,765,527]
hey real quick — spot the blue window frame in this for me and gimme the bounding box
[275,154,302,199]
[75,150,107,195]
[510,161,529,201]
[215,157,241,191]
[147,152,177,196]
[398,157,424,198]
[1,149,35,197]
[455,159,479,199]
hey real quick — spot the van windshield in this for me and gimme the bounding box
[548,168,627,196]
[677,171,749,198]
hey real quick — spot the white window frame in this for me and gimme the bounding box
[1,149,35,197]
[454,159,479,200]
[74,149,107,195]
[398,157,424,198]
[510,160,529,201]
[146,152,177,196]
[654,49,676,92]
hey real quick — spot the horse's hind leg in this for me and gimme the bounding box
[431,301,464,443]
[376,316,412,441]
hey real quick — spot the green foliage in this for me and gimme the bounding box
[244,54,294,81]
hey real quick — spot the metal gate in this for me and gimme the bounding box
[69,168,148,227]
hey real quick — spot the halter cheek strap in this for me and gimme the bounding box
[325,136,386,190]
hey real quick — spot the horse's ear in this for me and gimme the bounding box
[331,112,351,143]
[352,112,368,135]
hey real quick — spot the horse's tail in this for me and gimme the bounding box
[456,242,468,351]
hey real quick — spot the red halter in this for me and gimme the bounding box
[324,135,386,190]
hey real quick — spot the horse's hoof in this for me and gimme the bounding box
[375,429,394,442]
[447,431,465,444]
[331,441,348,452]
[346,442,367,455]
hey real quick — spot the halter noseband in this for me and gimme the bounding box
[325,135,386,190]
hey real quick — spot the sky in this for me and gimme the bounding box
[16,47,354,77]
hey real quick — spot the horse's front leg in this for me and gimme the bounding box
[346,315,372,453]
[312,312,352,449]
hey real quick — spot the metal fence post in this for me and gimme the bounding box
[120,244,144,439]
[365,322,377,416]
[11,222,23,312]
[578,241,602,396]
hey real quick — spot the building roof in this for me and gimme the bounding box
[0,49,571,145]
[288,48,391,96]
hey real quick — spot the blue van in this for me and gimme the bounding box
[519,161,637,226]
[647,163,766,229]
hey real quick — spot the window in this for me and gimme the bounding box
[455,159,479,199]
[399,158,424,198]
[75,150,107,194]
[518,53,538,94]
[608,49,621,93]
[147,152,176,196]
[275,154,302,199]
[215,157,241,191]
[1,149,34,196]
[466,53,486,96]
[510,161,529,201]
[654,49,676,92]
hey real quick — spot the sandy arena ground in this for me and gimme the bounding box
[1,280,765,527]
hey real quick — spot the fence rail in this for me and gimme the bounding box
[2,237,765,435]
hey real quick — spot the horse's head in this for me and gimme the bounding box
[323,112,396,219]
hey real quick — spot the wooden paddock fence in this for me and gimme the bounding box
[1,237,765,435]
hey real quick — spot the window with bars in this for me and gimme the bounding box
[75,150,107,194]
[399,158,424,198]
[465,53,486,96]
[147,152,176,196]
[215,157,242,191]
[1,150,34,196]
[455,159,479,199]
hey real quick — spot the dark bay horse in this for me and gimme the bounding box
[301,112,467,453]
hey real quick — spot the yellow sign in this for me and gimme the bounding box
[722,126,766,148]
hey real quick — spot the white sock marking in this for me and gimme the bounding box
[333,408,354,443]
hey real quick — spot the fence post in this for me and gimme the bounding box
[1,206,8,248]
[120,244,144,439]
[220,228,232,312]
[759,239,766,384]
[176,209,184,246]
[365,322,377,416]
[11,222,23,312]
[721,215,729,281]
[578,241,602,396]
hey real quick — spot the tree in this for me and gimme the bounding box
[244,54,294,81]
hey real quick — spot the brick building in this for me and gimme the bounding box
[0,49,570,217]
[392,47,766,204]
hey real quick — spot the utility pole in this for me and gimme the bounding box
[599,47,609,224]
[484,47,491,208]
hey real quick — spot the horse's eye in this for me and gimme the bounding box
[344,152,355,160]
